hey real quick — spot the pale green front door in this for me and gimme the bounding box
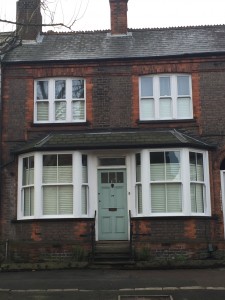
[98,169,128,240]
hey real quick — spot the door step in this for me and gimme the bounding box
[90,241,135,268]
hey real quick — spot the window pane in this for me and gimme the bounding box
[37,81,48,100]
[117,172,124,183]
[72,79,84,99]
[99,157,125,166]
[189,152,204,182]
[43,186,57,215]
[55,101,66,120]
[159,98,172,119]
[141,77,153,97]
[136,184,142,214]
[177,97,191,118]
[160,77,171,96]
[165,151,180,181]
[24,187,34,216]
[191,183,204,213]
[109,172,116,183]
[58,186,73,214]
[82,155,88,183]
[101,172,108,184]
[37,102,49,121]
[136,153,141,182]
[23,156,34,186]
[82,186,88,215]
[178,76,190,95]
[43,155,57,183]
[72,100,85,121]
[150,152,165,181]
[167,183,182,212]
[55,80,66,99]
[140,98,154,119]
[151,183,166,213]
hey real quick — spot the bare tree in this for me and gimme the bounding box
[0,0,89,55]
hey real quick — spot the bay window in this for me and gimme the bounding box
[139,74,193,120]
[136,148,210,216]
[35,78,86,123]
[18,152,89,219]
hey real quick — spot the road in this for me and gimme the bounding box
[0,268,225,299]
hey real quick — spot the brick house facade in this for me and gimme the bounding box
[1,0,225,262]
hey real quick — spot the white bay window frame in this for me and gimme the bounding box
[17,152,89,220]
[139,74,193,121]
[34,78,86,123]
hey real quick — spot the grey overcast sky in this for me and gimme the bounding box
[1,0,225,32]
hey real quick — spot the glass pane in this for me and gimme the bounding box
[55,80,66,99]
[43,155,57,183]
[55,101,66,120]
[150,152,165,181]
[151,183,166,213]
[101,172,108,184]
[37,81,48,100]
[37,102,49,121]
[136,184,142,214]
[141,77,153,97]
[197,153,204,181]
[43,186,57,215]
[159,98,172,119]
[189,152,204,182]
[160,77,171,96]
[58,155,72,183]
[191,183,204,213]
[167,183,182,212]
[72,100,85,121]
[82,155,88,183]
[177,97,191,119]
[109,172,116,183]
[24,187,34,216]
[140,98,154,120]
[82,186,88,214]
[58,186,73,214]
[99,157,125,166]
[136,153,141,182]
[72,79,84,99]
[177,76,190,95]
[23,157,34,186]
[117,172,124,183]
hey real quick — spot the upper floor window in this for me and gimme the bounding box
[139,74,193,121]
[34,78,86,123]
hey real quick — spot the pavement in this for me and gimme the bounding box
[0,268,225,299]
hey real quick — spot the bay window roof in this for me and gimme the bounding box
[13,129,215,154]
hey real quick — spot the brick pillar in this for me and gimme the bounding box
[16,0,42,40]
[109,0,128,35]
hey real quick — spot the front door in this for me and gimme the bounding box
[98,169,128,240]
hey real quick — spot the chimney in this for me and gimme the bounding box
[109,0,128,35]
[16,0,42,40]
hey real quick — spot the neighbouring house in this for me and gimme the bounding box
[1,0,225,263]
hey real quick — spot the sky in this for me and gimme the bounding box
[0,0,225,32]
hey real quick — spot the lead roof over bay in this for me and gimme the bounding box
[3,25,225,62]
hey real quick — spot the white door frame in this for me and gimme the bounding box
[220,170,225,239]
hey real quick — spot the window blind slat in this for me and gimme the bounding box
[58,186,73,214]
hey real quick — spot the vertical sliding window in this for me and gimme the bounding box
[189,152,205,213]
[150,151,182,213]
[22,156,34,216]
[35,78,86,123]
[42,154,73,215]
[135,153,142,214]
[139,74,192,120]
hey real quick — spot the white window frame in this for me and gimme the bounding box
[134,148,210,217]
[34,78,86,123]
[17,151,90,220]
[139,74,193,121]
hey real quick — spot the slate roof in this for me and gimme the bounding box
[14,129,214,154]
[2,25,225,63]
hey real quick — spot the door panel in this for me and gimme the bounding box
[98,169,128,240]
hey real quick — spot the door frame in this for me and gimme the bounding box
[97,167,128,241]
[220,170,225,239]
